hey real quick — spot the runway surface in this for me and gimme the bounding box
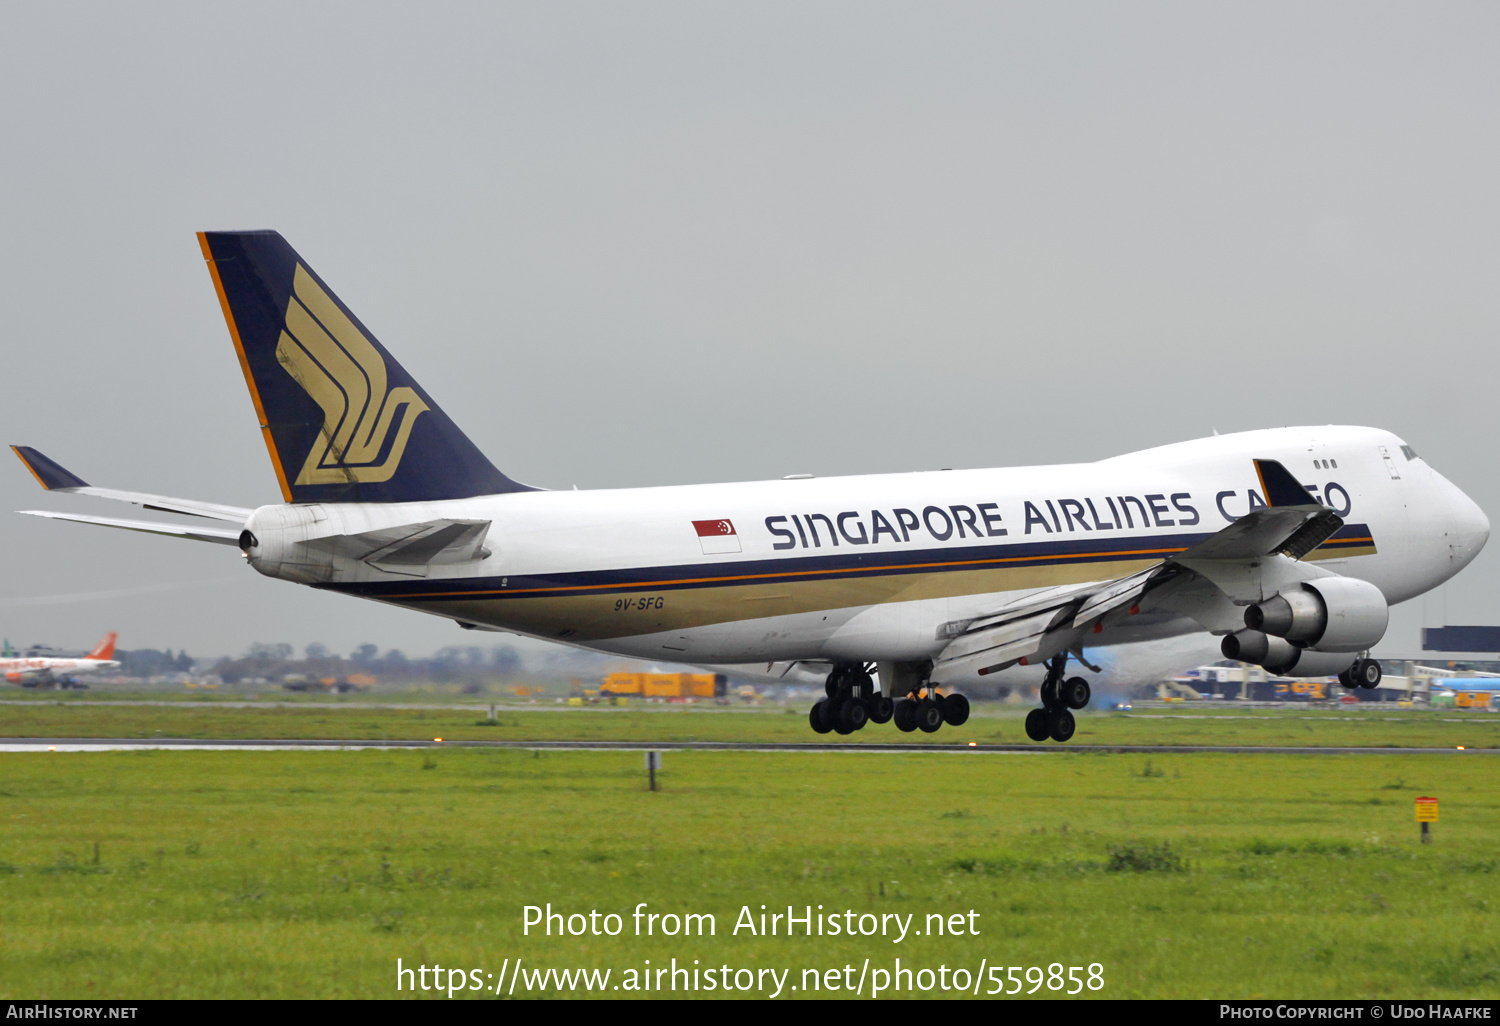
[0,737,1488,755]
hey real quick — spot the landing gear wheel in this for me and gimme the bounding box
[1338,667,1356,690]
[1355,658,1382,689]
[1040,678,1059,709]
[1062,676,1091,710]
[868,694,894,724]
[1048,707,1076,743]
[809,701,833,734]
[1025,708,1050,742]
[941,693,970,726]
[916,698,944,733]
[894,700,919,733]
[839,698,869,733]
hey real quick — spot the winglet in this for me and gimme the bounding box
[87,632,118,661]
[11,446,89,490]
[1253,459,1319,507]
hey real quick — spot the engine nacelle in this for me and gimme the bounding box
[5,672,22,684]
[1244,577,1388,653]
[1220,630,1359,678]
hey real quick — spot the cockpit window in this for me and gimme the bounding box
[1401,445,1419,461]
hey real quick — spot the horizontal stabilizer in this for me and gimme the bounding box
[11,447,251,523]
[18,511,243,546]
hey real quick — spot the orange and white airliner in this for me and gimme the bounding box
[0,633,119,688]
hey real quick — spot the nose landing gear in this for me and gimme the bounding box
[1337,656,1382,691]
[1025,653,1090,743]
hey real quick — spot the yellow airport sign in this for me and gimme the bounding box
[1415,796,1439,823]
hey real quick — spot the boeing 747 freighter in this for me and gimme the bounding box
[12,232,1489,740]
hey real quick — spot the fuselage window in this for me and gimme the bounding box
[1400,445,1418,461]
[1330,459,1337,468]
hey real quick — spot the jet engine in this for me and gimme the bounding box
[1219,630,1362,677]
[1220,576,1389,678]
[1243,577,1389,652]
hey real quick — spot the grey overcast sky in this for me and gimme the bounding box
[1,2,1496,660]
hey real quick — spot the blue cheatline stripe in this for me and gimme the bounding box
[317,523,1375,603]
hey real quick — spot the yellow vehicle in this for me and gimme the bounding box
[600,672,726,700]
[1272,679,1327,701]
[1456,691,1493,709]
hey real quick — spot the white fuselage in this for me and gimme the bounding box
[1,656,118,682]
[241,426,1488,678]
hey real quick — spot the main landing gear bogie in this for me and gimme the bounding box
[810,663,878,736]
[1028,655,1091,744]
[895,691,966,734]
[808,664,968,736]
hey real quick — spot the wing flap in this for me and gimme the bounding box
[1070,565,1159,628]
[938,608,1066,665]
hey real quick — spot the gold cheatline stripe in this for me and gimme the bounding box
[381,545,1192,600]
[197,232,293,503]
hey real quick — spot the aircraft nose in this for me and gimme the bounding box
[1448,484,1489,571]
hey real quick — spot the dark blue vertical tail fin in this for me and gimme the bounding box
[198,230,530,503]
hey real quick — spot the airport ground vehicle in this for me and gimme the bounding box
[11,231,1490,741]
[600,672,727,700]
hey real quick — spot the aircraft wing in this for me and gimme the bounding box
[932,459,1343,682]
[11,446,251,523]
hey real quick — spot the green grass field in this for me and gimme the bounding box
[0,697,1497,749]
[1,726,1497,998]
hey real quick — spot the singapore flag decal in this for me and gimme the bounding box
[692,518,741,555]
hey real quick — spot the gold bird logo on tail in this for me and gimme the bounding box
[276,265,429,485]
